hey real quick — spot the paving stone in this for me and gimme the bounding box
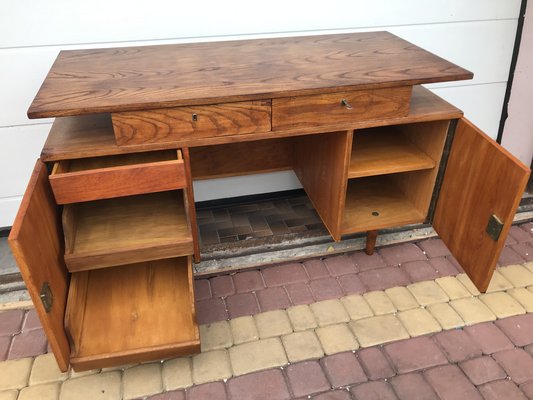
[195,298,228,325]
[435,276,471,300]
[303,259,330,279]
[456,273,481,296]
[499,247,526,266]
[0,337,10,362]
[493,348,533,384]
[459,356,506,385]
[341,295,374,321]
[324,255,358,276]
[449,297,497,325]
[350,381,398,400]
[282,330,324,362]
[162,357,192,390]
[350,315,409,348]
[23,309,42,331]
[351,251,387,271]
[385,287,419,311]
[464,322,514,354]
[194,279,211,301]
[308,277,343,301]
[426,303,464,330]
[434,329,482,362]
[229,338,287,376]
[321,352,367,387]
[0,310,24,336]
[200,320,233,352]
[407,281,449,306]
[29,353,68,385]
[357,347,395,380]
[256,287,291,312]
[310,299,350,327]
[524,261,533,274]
[384,336,448,374]
[337,273,366,295]
[8,329,47,359]
[479,380,528,400]
[363,291,397,315]
[397,308,442,337]
[285,283,314,305]
[187,381,227,400]
[262,263,308,287]
[495,314,533,346]
[358,266,411,291]
[402,260,439,282]
[480,292,525,318]
[122,363,162,399]
[233,270,265,293]
[286,361,330,398]
[18,382,59,400]
[255,310,292,339]
[0,391,17,400]
[60,371,121,400]
[429,257,460,278]
[210,275,235,297]
[316,323,359,355]
[380,243,427,265]
[424,365,483,400]
[68,368,100,378]
[227,369,290,400]
[390,373,438,400]
[192,350,232,385]
[418,238,450,258]
[520,381,533,399]
[229,316,259,345]
[510,243,533,261]
[312,390,351,400]
[446,255,464,273]
[508,287,533,312]
[510,225,533,243]
[226,292,259,319]
[287,305,317,331]
[499,264,533,287]
[485,270,514,292]
[0,357,33,390]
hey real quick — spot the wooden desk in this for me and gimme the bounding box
[9,32,530,372]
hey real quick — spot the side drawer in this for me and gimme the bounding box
[111,100,272,145]
[49,150,186,204]
[272,86,412,130]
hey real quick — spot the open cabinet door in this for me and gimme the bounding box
[8,160,70,371]
[433,119,530,292]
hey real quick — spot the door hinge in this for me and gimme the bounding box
[486,214,504,242]
[40,282,53,313]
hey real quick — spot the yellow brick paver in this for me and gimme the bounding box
[450,297,496,325]
[229,316,259,344]
[407,281,449,306]
[456,274,481,296]
[479,292,526,319]
[397,308,442,337]
[123,363,162,400]
[310,299,350,326]
[508,288,533,312]
[68,369,100,378]
[229,338,287,376]
[287,305,317,331]
[0,391,17,400]
[499,264,533,288]
[485,270,513,293]
[341,295,374,321]
[363,291,397,315]
[192,350,232,385]
[0,358,33,390]
[427,303,465,330]
[282,331,324,362]
[162,357,192,390]
[18,382,59,400]
[523,262,533,275]
[29,353,68,385]
[254,310,293,339]
[350,315,409,347]
[385,287,419,311]
[200,320,233,351]
[60,371,121,400]
[435,277,471,300]
[315,323,359,355]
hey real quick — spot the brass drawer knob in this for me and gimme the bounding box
[341,99,352,109]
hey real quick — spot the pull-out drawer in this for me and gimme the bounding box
[272,86,412,130]
[50,150,186,204]
[111,100,272,145]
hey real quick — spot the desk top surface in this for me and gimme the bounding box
[28,31,472,118]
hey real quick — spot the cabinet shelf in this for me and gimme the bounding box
[349,128,435,178]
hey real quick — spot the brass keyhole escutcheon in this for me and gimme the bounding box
[192,113,198,122]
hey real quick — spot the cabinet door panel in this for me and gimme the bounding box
[433,118,530,292]
[8,160,70,371]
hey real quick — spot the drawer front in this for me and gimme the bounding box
[272,86,412,130]
[111,100,272,145]
[50,151,187,204]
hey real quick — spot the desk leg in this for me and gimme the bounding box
[365,230,378,255]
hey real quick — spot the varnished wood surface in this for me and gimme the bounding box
[66,257,199,371]
[182,148,201,263]
[28,32,472,118]
[112,100,271,145]
[349,127,435,178]
[272,87,411,130]
[63,190,193,271]
[433,118,530,292]
[50,150,186,204]
[8,160,70,372]
[41,86,462,162]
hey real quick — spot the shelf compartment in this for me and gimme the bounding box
[342,175,426,234]
[63,190,193,271]
[349,127,435,178]
[65,256,199,371]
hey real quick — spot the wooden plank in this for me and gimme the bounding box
[294,131,352,240]
[182,148,201,263]
[112,100,272,145]
[66,257,199,371]
[8,160,70,371]
[28,32,472,118]
[63,191,194,271]
[433,118,530,292]
[272,86,411,130]
[41,86,463,162]
[50,150,186,204]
